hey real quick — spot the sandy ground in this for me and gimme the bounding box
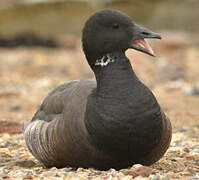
[0,31,199,179]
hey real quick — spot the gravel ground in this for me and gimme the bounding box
[0,128,199,179]
[0,31,199,179]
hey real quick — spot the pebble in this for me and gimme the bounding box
[23,174,33,179]
[177,128,187,132]
[10,105,21,111]
[62,172,69,176]
[3,141,15,147]
[162,178,170,180]
[194,173,199,178]
[24,170,33,175]
[184,81,199,95]
[129,164,154,178]
[183,148,190,153]
[134,176,148,180]
[189,149,199,155]
[51,172,59,177]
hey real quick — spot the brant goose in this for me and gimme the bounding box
[24,10,172,170]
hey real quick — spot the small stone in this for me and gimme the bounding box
[63,167,73,172]
[51,172,59,177]
[23,175,33,179]
[194,173,199,179]
[25,170,33,175]
[3,141,15,148]
[50,167,57,171]
[185,87,199,95]
[133,164,143,168]
[183,148,190,153]
[10,105,21,111]
[1,175,10,179]
[162,178,170,180]
[134,176,148,180]
[165,172,179,179]
[149,174,161,180]
[119,169,131,175]
[62,172,68,176]
[13,160,36,168]
[180,171,192,177]
[77,168,84,172]
[177,128,187,132]
[184,82,199,96]
[129,164,154,178]
[189,149,199,155]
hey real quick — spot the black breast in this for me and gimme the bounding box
[85,66,163,167]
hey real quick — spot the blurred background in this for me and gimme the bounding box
[0,0,199,133]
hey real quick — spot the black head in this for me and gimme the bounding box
[82,10,161,69]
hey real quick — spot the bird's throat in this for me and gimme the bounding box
[93,54,137,98]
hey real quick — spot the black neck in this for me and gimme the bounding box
[93,53,139,98]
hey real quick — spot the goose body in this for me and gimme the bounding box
[24,10,172,170]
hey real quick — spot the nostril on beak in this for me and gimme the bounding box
[142,32,150,36]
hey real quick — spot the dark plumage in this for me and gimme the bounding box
[23,10,172,170]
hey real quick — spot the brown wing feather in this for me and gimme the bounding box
[24,79,111,168]
[32,80,80,122]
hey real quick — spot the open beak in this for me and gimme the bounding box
[130,24,161,57]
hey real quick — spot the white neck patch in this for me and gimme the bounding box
[94,54,115,67]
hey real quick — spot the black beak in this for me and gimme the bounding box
[130,24,161,56]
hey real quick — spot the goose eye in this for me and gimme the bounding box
[112,23,119,29]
